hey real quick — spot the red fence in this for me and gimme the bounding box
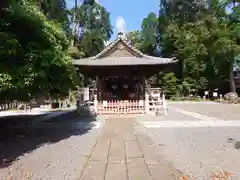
[97,100,146,116]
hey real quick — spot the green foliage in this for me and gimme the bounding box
[125,12,158,56]
[158,72,180,98]
[78,30,105,57]
[35,0,70,33]
[68,45,85,59]
[0,0,78,100]
[160,0,205,24]
[126,0,240,98]
[140,12,158,56]
[156,0,240,96]
[72,1,113,57]
[125,30,143,49]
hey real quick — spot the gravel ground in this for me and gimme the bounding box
[168,102,240,120]
[0,112,103,180]
[137,109,240,180]
[2,102,240,179]
[146,127,240,179]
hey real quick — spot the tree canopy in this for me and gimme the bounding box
[0,0,113,101]
[1,0,240,101]
[127,0,240,98]
[71,0,113,57]
[0,0,78,100]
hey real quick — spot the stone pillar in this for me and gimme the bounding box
[84,87,89,101]
[145,93,150,114]
[162,93,167,115]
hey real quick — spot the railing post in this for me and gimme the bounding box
[162,93,167,115]
[145,93,150,114]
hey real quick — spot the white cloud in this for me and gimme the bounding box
[116,16,126,34]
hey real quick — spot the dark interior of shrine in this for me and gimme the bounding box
[97,76,145,101]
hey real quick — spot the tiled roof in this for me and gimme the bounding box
[72,35,177,66]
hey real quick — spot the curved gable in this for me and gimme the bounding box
[101,40,141,58]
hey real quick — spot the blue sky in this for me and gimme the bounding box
[66,0,160,40]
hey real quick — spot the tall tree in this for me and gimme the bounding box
[158,0,240,96]
[34,0,70,32]
[73,0,113,57]
[160,0,206,23]
[140,12,158,56]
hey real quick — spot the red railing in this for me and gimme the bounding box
[97,100,146,115]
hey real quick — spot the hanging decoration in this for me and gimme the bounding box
[123,84,128,89]
[112,84,117,89]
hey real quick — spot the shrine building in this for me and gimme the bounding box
[72,32,177,116]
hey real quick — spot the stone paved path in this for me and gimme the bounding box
[78,117,180,180]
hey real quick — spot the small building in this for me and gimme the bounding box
[73,32,177,116]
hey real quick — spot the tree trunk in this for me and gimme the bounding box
[229,63,236,92]
[71,0,78,46]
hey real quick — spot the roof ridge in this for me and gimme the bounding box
[83,36,146,60]
[74,36,177,61]
[89,38,119,59]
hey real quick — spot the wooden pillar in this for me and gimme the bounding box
[144,76,150,95]
[91,76,98,100]
[102,77,107,101]
[135,82,139,100]
[140,76,145,100]
[96,77,100,101]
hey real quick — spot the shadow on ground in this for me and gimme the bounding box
[0,109,96,168]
